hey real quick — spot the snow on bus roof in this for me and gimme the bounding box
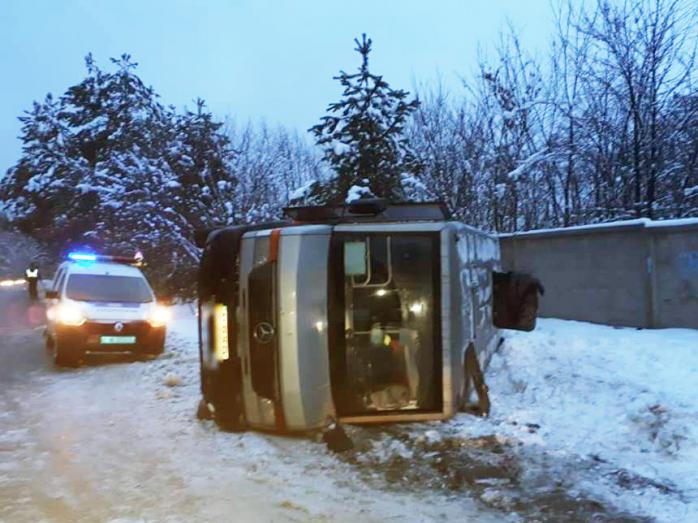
[499,217,698,239]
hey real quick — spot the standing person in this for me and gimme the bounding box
[25,262,40,300]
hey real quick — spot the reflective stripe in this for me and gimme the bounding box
[269,228,281,262]
[25,269,38,278]
[213,304,229,361]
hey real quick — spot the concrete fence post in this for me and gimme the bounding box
[645,230,659,328]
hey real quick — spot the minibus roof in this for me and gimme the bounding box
[195,202,450,249]
[283,200,450,224]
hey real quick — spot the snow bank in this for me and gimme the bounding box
[342,318,698,521]
[454,319,698,522]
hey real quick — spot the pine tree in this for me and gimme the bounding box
[308,34,421,204]
[0,54,238,295]
[0,93,92,245]
[165,99,238,231]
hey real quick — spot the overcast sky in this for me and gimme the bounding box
[0,0,555,173]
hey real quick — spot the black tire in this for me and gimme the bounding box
[517,291,538,331]
[45,332,54,352]
[211,360,246,432]
[53,336,82,367]
[141,342,165,357]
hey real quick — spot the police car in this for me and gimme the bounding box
[45,252,170,366]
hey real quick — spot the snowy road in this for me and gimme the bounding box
[0,288,49,384]
[0,289,494,523]
[2,287,697,522]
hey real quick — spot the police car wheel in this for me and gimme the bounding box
[142,342,165,356]
[53,337,82,367]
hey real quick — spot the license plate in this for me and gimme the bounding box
[100,336,136,345]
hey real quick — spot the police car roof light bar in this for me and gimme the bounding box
[67,252,142,266]
[68,252,97,262]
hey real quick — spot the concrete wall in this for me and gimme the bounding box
[500,219,698,329]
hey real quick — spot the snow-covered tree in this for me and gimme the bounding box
[1,93,92,246]
[0,229,50,278]
[227,121,324,221]
[409,0,697,231]
[0,54,238,294]
[409,85,489,224]
[308,34,421,204]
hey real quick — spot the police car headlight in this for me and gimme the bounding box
[57,303,86,326]
[148,305,170,327]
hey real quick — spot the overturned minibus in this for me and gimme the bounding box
[196,201,539,433]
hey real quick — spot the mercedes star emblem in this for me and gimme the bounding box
[253,322,275,344]
[114,322,124,332]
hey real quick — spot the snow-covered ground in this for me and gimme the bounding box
[479,319,698,521]
[0,303,494,523]
[362,318,698,522]
[2,304,696,522]
[496,320,698,521]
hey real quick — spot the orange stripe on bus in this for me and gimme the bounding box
[269,229,281,262]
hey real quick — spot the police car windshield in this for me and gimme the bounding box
[66,274,153,303]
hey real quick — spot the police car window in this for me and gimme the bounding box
[54,270,66,293]
[52,269,62,287]
[65,275,153,303]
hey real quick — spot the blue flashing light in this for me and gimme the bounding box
[68,252,97,262]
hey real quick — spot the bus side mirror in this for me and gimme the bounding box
[45,290,58,300]
[492,271,544,332]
